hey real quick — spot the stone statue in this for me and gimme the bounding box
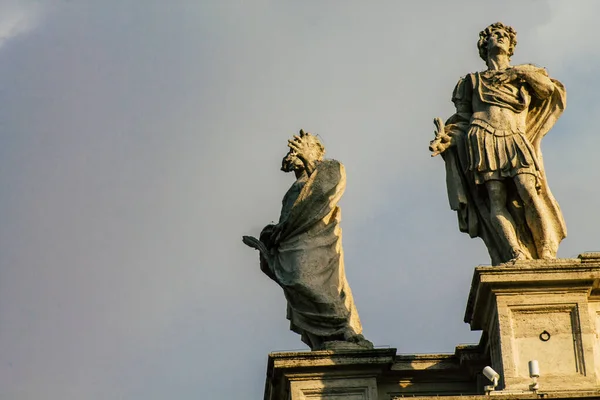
[243,130,372,351]
[429,22,567,265]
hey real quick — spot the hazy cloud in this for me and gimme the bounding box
[0,0,41,49]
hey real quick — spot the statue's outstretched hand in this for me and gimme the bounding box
[242,235,268,255]
[429,117,452,157]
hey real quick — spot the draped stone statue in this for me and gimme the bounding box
[243,130,372,351]
[429,22,566,265]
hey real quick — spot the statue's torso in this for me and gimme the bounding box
[471,104,527,133]
[470,70,530,133]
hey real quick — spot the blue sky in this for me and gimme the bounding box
[0,1,599,399]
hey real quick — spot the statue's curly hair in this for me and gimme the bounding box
[305,134,325,160]
[477,22,517,62]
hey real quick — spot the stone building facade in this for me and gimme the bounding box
[264,253,600,400]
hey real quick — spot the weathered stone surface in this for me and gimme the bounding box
[265,349,393,400]
[430,22,566,265]
[264,347,486,400]
[465,253,600,392]
[243,130,372,351]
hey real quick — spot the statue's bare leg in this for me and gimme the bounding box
[485,180,525,260]
[513,173,552,259]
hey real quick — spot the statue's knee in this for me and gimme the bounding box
[515,175,539,202]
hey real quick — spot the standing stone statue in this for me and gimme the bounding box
[243,130,372,351]
[429,22,567,265]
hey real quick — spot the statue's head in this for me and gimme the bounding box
[281,130,325,172]
[477,22,517,62]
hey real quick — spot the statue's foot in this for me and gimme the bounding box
[345,333,374,349]
[540,248,554,259]
[347,334,373,349]
[500,249,529,266]
[540,242,555,259]
[316,333,374,351]
[356,337,374,349]
[510,249,528,262]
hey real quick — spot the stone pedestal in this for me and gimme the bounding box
[264,348,396,400]
[464,253,600,393]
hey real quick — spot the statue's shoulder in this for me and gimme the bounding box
[455,72,478,84]
[318,159,344,172]
[452,73,476,104]
[458,71,478,80]
[315,159,345,180]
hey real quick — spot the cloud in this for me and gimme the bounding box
[526,1,600,73]
[0,0,42,49]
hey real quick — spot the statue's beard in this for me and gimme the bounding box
[281,151,301,172]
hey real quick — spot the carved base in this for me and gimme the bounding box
[465,253,600,392]
[264,349,394,400]
[319,340,373,351]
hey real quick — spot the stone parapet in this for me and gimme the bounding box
[264,346,486,399]
[264,348,395,400]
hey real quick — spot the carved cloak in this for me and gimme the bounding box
[257,160,362,348]
[442,69,567,265]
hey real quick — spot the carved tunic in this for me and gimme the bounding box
[453,72,541,184]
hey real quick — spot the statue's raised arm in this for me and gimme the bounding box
[243,130,373,351]
[430,22,566,266]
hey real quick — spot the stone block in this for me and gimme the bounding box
[464,253,600,392]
